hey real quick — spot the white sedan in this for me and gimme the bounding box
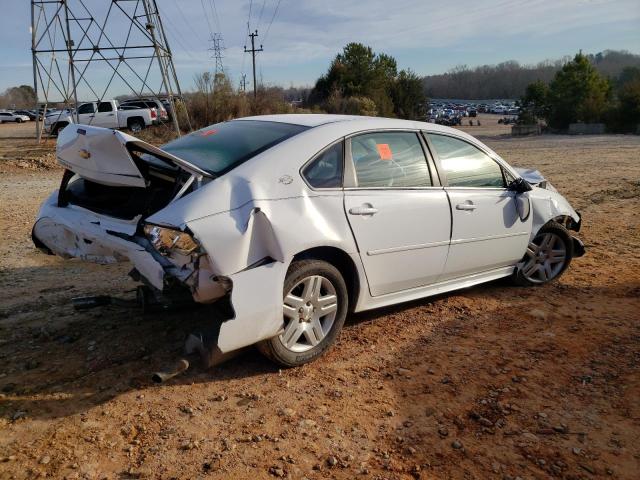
[0,112,30,123]
[32,115,584,367]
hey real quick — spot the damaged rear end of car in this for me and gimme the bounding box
[32,122,320,366]
[32,125,224,306]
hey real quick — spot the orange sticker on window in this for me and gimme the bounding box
[201,129,218,136]
[376,143,393,160]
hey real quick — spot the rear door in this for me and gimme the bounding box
[425,132,532,280]
[343,131,451,296]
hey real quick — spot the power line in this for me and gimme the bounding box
[262,0,282,44]
[208,0,221,33]
[256,0,267,31]
[199,0,215,38]
[171,3,207,45]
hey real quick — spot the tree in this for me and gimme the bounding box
[546,53,612,129]
[309,43,424,119]
[0,85,37,109]
[391,69,426,120]
[519,80,550,123]
[615,68,640,131]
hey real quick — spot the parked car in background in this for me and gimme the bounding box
[0,111,30,123]
[120,98,168,123]
[32,114,585,367]
[44,100,156,135]
[12,110,37,121]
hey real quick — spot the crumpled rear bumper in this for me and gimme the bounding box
[33,193,168,289]
[32,192,289,361]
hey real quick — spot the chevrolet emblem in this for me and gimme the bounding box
[78,149,91,159]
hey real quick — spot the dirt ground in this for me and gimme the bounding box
[0,117,639,480]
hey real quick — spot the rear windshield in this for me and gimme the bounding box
[143,120,309,176]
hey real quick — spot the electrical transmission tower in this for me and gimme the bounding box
[209,33,225,76]
[244,30,263,99]
[30,0,190,139]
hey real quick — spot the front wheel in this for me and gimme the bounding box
[513,222,574,286]
[257,259,348,367]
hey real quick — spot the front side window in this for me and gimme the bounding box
[350,132,431,188]
[427,134,505,188]
[78,103,95,114]
[142,120,309,176]
[302,142,343,188]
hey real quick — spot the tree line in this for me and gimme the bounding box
[422,50,640,100]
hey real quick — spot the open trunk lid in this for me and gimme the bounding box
[56,125,211,188]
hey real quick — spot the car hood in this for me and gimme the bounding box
[514,167,557,192]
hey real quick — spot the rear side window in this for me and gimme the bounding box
[302,142,343,188]
[143,120,309,176]
[97,102,113,113]
[427,134,505,188]
[350,132,431,188]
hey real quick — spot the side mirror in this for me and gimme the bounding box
[508,177,532,193]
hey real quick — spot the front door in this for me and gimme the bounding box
[344,131,451,296]
[425,133,532,280]
[94,102,118,128]
[76,102,96,126]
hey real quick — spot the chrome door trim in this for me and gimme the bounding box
[450,231,529,246]
[367,239,451,256]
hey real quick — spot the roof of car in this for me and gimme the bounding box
[234,113,469,137]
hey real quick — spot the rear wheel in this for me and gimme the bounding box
[257,259,348,367]
[128,119,144,133]
[514,222,573,286]
[52,122,68,136]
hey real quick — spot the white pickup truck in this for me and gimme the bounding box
[44,100,157,136]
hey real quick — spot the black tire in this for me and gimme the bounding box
[513,221,574,286]
[128,119,144,133]
[51,122,68,136]
[257,259,348,367]
[16,118,23,123]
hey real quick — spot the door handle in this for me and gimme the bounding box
[349,205,378,216]
[456,203,477,211]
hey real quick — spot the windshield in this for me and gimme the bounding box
[142,120,309,176]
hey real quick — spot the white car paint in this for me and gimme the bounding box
[0,112,30,123]
[32,115,583,365]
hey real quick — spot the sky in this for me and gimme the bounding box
[1,0,639,101]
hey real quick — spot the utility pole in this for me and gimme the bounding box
[239,74,247,92]
[244,30,263,98]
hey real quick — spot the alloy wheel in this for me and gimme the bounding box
[280,275,338,353]
[521,232,567,283]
